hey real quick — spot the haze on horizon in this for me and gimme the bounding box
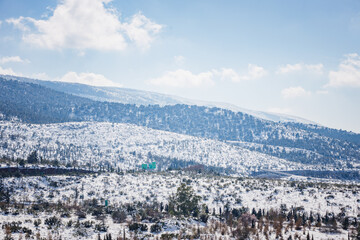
[0,0,359,133]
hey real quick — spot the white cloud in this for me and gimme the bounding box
[0,66,49,80]
[174,55,185,66]
[327,53,360,87]
[277,63,302,74]
[0,66,19,76]
[6,16,30,31]
[218,64,267,82]
[244,64,268,80]
[281,86,311,99]
[0,68,118,87]
[149,69,215,88]
[149,64,266,88]
[122,12,163,49]
[218,68,240,82]
[58,72,122,87]
[7,0,162,51]
[277,63,323,74]
[0,56,26,64]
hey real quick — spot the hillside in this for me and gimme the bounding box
[0,121,309,175]
[0,74,317,124]
[0,77,359,169]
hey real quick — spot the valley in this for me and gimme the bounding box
[0,76,359,239]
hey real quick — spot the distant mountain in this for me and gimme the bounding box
[1,77,359,170]
[0,74,317,125]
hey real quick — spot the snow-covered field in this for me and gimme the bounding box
[0,121,314,175]
[5,172,359,216]
[1,172,359,239]
[0,120,359,239]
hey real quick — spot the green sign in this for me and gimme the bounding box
[149,162,156,169]
[141,162,156,170]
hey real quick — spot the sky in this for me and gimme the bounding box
[0,0,360,133]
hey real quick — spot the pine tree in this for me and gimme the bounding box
[257,209,262,219]
[160,202,164,212]
[252,208,256,215]
[342,217,349,230]
[27,151,39,164]
[168,183,201,217]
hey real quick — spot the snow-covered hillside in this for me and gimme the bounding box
[5,172,358,217]
[2,77,359,168]
[0,74,316,125]
[0,121,311,175]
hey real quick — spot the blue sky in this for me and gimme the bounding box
[0,0,360,132]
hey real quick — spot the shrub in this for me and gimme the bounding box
[200,213,208,223]
[111,210,127,223]
[34,219,41,227]
[140,224,148,231]
[3,221,22,233]
[77,211,86,219]
[95,222,108,232]
[81,220,92,228]
[44,216,61,229]
[161,233,177,240]
[150,223,162,233]
[128,222,148,232]
[129,222,139,231]
[67,220,73,228]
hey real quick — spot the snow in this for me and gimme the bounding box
[1,171,359,239]
[0,121,314,175]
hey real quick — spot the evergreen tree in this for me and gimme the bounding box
[342,217,349,230]
[160,202,164,212]
[27,151,39,164]
[252,208,256,215]
[18,159,25,167]
[168,183,201,217]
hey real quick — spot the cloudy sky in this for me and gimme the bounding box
[0,0,360,132]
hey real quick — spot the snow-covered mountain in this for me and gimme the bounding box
[0,74,316,124]
[0,77,359,169]
[0,121,312,175]
[1,76,359,240]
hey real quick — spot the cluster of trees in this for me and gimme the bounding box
[1,151,60,167]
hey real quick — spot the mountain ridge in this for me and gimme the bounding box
[0,77,359,170]
[0,74,318,125]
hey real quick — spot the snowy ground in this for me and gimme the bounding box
[1,171,359,239]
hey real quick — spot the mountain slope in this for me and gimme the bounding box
[0,77,359,168]
[0,74,317,124]
[3,75,359,145]
[0,121,309,175]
